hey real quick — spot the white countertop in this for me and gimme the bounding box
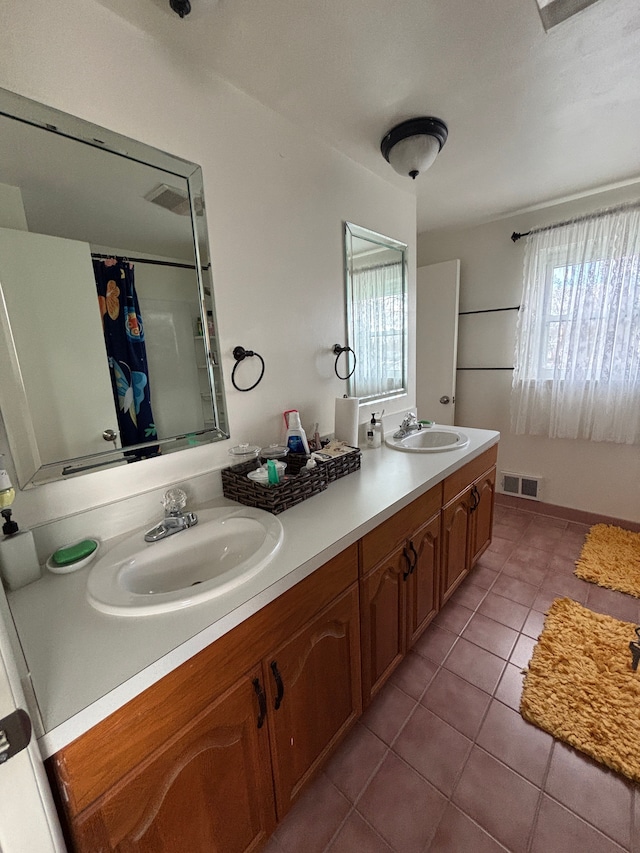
[8,427,499,758]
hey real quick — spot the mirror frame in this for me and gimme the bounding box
[0,87,229,487]
[343,221,408,404]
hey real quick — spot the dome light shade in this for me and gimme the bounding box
[380,117,448,180]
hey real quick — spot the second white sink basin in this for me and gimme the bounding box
[87,506,284,617]
[386,427,470,453]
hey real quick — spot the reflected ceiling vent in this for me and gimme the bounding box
[534,0,603,30]
[144,184,204,216]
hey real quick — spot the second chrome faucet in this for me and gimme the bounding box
[392,412,424,440]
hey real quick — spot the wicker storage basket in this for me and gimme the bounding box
[283,448,361,482]
[314,447,361,482]
[221,458,327,514]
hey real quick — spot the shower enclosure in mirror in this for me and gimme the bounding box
[343,221,408,404]
[0,88,228,487]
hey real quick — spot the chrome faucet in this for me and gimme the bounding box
[392,412,423,440]
[144,488,198,543]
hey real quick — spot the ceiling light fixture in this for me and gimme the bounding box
[380,117,448,180]
[170,0,191,18]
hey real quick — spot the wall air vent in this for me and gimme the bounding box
[500,472,543,502]
[144,184,204,216]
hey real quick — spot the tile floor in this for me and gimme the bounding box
[262,503,640,853]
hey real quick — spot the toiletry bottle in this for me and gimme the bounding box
[366,415,376,448]
[0,455,15,509]
[282,409,298,445]
[366,413,383,448]
[0,508,41,591]
[285,411,311,455]
[0,455,41,590]
[373,413,384,447]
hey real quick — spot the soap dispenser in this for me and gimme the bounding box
[366,413,383,448]
[0,456,41,591]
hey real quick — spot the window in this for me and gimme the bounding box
[343,222,407,403]
[511,205,640,444]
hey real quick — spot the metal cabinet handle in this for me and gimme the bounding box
[270,661,285,710]
[402,546,413,580]
[409,541,418,574]
[403,542,419,580]
[470,485,480,513]
[252,677,267,729]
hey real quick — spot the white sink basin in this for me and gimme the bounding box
[87,506,284,616]
[386,427,470,453]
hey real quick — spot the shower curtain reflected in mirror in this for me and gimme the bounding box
[93,258,158,455]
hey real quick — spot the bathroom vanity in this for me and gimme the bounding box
[8,429,498,852]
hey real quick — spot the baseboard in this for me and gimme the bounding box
[495,493,640,533]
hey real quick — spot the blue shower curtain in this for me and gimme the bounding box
[93,258,157,453]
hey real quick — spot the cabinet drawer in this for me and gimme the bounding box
[51,544,358,817]
[360,485,442,575]
[443,445,498,505]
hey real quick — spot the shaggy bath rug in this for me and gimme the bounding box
[520,597,640,782]
[575,524,640,598]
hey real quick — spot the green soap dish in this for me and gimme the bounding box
[47,539,99,574]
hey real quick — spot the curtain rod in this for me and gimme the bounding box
[510,199,640,243]
[459,306,520,316]
[91,252,211,271]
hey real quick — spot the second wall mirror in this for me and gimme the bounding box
[343,221,408,404]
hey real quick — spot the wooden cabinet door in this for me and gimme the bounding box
[360,544,410,707]
[470,466,496,566]
[406,512,440,648]
[441,489,472,604]
[69,666,276,853]
[265,585,361,818]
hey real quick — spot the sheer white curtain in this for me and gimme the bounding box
[511,204,640,444]
[350,261,405,400]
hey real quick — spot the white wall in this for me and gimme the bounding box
[0,183,27,231]
[0,0,416,532]
[417,183,640,524]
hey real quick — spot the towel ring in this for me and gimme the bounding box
[332,344,357,381]
[231,346,265,392]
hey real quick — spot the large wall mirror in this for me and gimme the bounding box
[344,221,408,404]
[0,88,229,487]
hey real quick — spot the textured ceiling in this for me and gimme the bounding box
[97,0,640,232]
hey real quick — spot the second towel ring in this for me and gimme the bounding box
[232,346,265,392]
[333,344,357,380]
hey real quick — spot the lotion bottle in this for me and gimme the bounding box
[366,413,383,448]
[0,513,41,592]
[285,411,311,455]
[0,455,41,591]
